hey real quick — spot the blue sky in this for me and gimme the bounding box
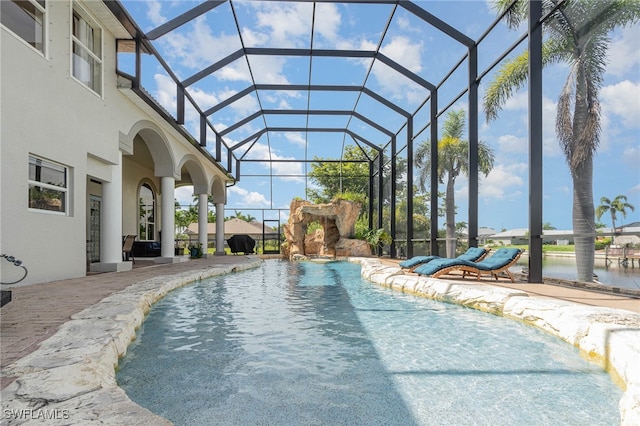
[120,0,640,231]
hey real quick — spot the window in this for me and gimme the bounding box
[139,183,155,241]
[71,2,102,95]
[0,0,46,55]
[28,156,69,214]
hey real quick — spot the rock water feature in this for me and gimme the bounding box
[282,199,371,260]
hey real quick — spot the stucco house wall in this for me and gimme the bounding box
[1,1,230,285]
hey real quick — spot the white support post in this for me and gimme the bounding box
[156,176,179,263]
[198,193,208,257]
[90,151,131,272]
[215,202,226,255]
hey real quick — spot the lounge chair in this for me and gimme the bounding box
[413,248,523,283]
[399,247,490,271]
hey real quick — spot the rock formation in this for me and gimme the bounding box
[282,199,371,259]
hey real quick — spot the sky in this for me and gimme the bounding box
[119,0,640,232]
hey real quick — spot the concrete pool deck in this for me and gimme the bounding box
[1,255,639,424]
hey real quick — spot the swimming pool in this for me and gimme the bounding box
[117,260,622,425]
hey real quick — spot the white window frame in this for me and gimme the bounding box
[0,0,48,57]
[138,182,156,242]
[70,1,103,96]
[28,155,70,215]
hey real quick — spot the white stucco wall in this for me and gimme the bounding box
[1,1,229,285]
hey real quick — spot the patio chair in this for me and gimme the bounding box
[413,248,523,283]
[399,247,490,271]
[122,234,136,263]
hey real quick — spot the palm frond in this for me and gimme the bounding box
[483,51,529,123]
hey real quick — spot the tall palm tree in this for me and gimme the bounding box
[483,0,640,282]
[596,195,635,243]
[415,109,495,258]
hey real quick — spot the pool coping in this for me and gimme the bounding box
[0,258,263,425]
[0,256,638,425]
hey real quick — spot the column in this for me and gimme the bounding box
[91,151,131,272]
[215,202,226,255]
[157,176,179,263]
[198,193,209,257]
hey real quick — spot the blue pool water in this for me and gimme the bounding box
[117,260,622,425]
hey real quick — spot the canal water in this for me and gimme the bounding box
[516,255,640,291]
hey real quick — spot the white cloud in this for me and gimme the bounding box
[606,26,640,78]
[247,56,290,84]
[396,16,412,31]
[372,36,426,103]
[381,36,423,74]
[285,132,306,146]
[162,17,242,71]
[240,27,270,47]
[314,3,341,42]
[146,0,166,27]
[242,143,305,181]
[601,80,640,129]
[479,163,526,201]
[188,85,221,115]
[175,186,195,207]
[501,90,527,112]
[228,186,270,207]
[153,73,177,113]
[494,91,561,157]
[496,134,526,154]
[252,2,314,48]
[622,145,640,170]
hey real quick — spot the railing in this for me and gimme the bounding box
[606,246,640,268]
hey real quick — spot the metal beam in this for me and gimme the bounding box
[219,111,263,136]
[245,47,377,59]
[228,127,381,155]
[204,84,410,118]
[377,53,436,91]
[225,109,395,138]
[146,1,227,40]
[390,135,397,257]
[430,92,439,256]
[528,0,544,283]
[182,49,245,87]
[400,1,475,47]
[246,47,436,90]
[468,44,479,249]
[406,120,414,259]
[369,160,375,231]
[230,128,268,151]
[204,85,255,116]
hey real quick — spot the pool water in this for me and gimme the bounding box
[117,260,622,425]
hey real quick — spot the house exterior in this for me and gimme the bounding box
[489,229,575,246]
[460,227,498,246]
[1,0,231,286]
[186,219,276,244]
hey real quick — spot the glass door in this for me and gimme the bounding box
[88,195,101,263]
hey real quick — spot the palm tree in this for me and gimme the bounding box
[415,109,495,258]
[229,210,257,223]
[483,0,640,282]
[596,195,635,243]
